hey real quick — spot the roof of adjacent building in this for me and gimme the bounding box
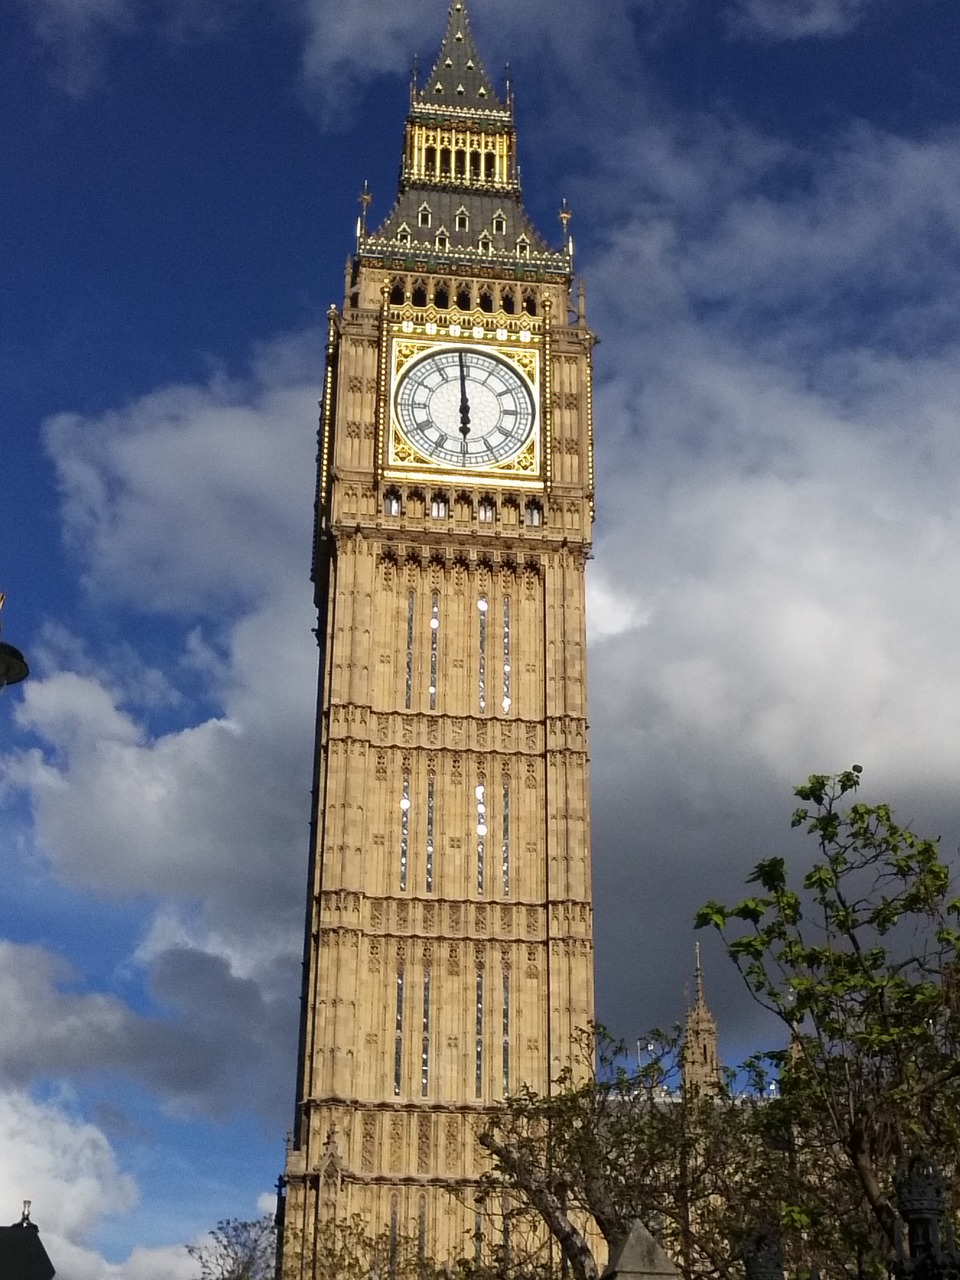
[0,1218,56,1280]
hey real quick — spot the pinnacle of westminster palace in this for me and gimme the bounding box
[279,0,598,1271]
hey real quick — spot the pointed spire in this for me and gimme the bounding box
[694,939,705,1007]
[418,1,503,111]
[682,942,721,1095]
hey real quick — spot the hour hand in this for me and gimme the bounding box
[458,352,471,439]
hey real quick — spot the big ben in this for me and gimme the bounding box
[280,2,596,1270]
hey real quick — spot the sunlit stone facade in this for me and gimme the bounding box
[280,4,596,1270]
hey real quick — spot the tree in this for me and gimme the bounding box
[697,766,960,1273]
[478,1028,784,1280]
[479,769,960,1280]
[194,1211,447,1280]
[187,1215,276,1280]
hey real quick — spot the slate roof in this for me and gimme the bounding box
[0,1219,56,1279]
[415,1,503,113]
[371,188,552,259]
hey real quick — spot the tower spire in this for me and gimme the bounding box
[418,1,502,110]
[682,943,721,1095]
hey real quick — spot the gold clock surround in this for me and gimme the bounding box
[387,323,543,483]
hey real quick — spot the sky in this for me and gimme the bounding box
[3,0,960,1273]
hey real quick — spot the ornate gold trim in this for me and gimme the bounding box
[542,297,553,494]
[318,305,340,517]
[375,284,391,484]
[586,337,596,523]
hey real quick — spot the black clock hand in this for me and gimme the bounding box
[458,352,471,440]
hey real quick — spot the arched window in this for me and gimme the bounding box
[479,287,494,313]
[456,285,472,311]
[455,149,466,178]
[478,498,495,524]
[440,148,452,177]
[384,489,402,517]
[523,290,538,316]
[390,280,406,306]
[425,145,437,174]
[501,288,516,315]
[412,282,428,308]
[485,152,496,181]
[470,151,481,179]
[431,493,449,519]
[434,282,450,309]
[525,502,543,527]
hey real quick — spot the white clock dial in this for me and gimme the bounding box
[395,347,535,468]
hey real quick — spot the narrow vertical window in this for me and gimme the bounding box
[399,772,411,891]
[426,775,435,893]
[418,1196,428,1272]
[476,782,487,896]
[474,1208,484,1261]
[501,781,510,896]
[390,1194,400,1280]
[502,969,511,1095]
[478,595,488,713]
[394,967,405,1096]
[429,593,440,711]
[475,967,484,1097]
[421,968,431,1096]
[502,597,512,712]
[405,591,415,709]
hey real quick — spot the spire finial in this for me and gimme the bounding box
[695,939,705,1004]
[357,181,372,245]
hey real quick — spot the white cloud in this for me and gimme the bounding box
[14,0,252,95]
[45,335,322,617]
[14,0,135,94]
[0,1086,197,1280]
[572,110,960,1033]
[727,0,875,38]
[0,337,318,1125]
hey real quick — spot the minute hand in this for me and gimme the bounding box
[458,352,471,439]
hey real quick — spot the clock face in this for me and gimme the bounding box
[395,347,536,469]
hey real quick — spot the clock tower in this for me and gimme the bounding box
[280,3,596,1270]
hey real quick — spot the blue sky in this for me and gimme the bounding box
[4,0,960,1274]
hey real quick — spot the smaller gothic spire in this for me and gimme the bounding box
[682,943,721,1095]
[417,1,503,111]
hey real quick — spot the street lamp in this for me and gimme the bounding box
[0,594,29,690]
